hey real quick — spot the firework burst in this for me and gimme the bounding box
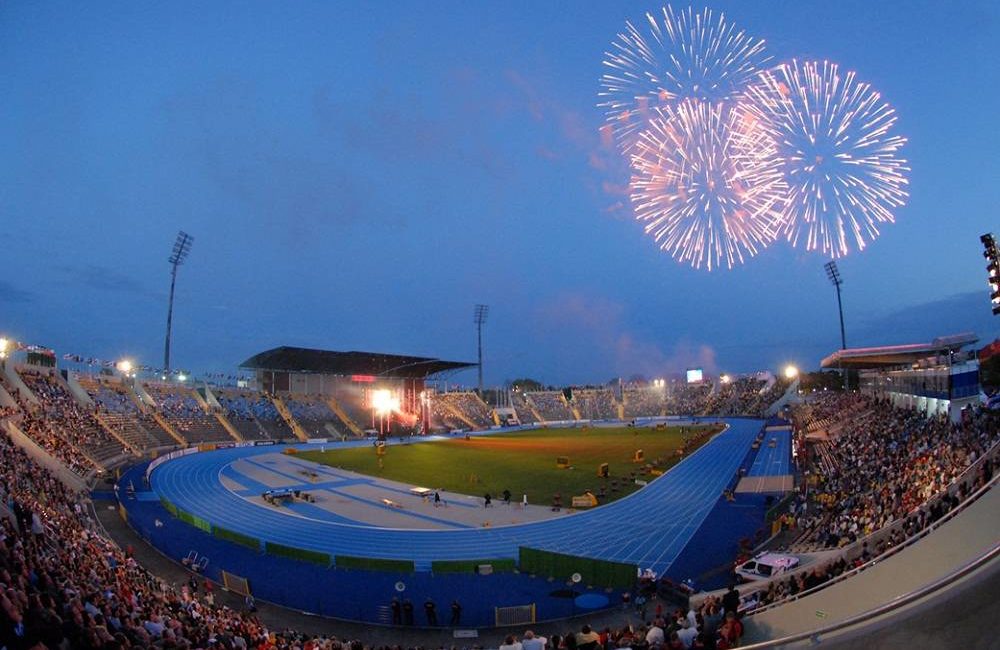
[599,5,770,151]
[630,99,787,270]
[743,60,909,258]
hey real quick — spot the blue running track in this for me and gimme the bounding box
[747,429,791,477]
[152,418,762,574]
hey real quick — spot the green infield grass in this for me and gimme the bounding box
[296,424,721,506]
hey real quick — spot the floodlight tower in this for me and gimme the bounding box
[980,233,1000,315]
[824,261,848,390]
[474,304,489,395]
[164,231,194,374]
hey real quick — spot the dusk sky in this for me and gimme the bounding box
[2,1,998,386]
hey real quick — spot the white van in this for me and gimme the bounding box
[735,552,800,581]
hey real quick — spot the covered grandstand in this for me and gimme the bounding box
[821,332,980,422]
[241,346,476,434]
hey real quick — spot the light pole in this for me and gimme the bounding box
[164,231,194,374]
[980,233,1000,315]
[824,261,848,390]
[474,304,489,396]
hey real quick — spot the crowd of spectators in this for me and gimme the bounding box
[525,392,574,422]
[426,397,469,432]
[785,393,998,550]
[4,406,93,476]
[746,409,996,612]
[0,407,329,648]
[510,393,538,426]
[622,388,666,419]
[700,378,776,417]
[20,371,122,463]
[495,597,744,650]
[663,384,713,417]
[571,390,618,421]
[433,393,493,428]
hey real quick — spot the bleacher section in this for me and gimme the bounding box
[665,382,713,415]
[782,393,999,553]
[435,392,493,429]
[622,386,666,418]
[525,390,574,422]
[281,394,351,438]
[326,391,372,435]
[511,392,539,425]
[571,388,618,420]
[427,396,468,431]
[17,371,124,469]
[214,388,289,440]
[143,382,234,444]
[77,376,167,450]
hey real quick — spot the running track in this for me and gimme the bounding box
[747,429,791,477]
[151,418,762,574]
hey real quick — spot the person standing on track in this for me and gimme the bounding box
[424,598,438,626]
[391,597,401,625]
[403,599,414,625]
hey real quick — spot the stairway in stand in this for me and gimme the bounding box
[270,395,309,441]
[325,396,365,437]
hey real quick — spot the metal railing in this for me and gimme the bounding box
[738,538,1000,649]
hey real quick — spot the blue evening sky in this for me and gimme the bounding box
[1,1,998,385]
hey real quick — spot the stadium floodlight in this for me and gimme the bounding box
[164,230,194,374]
[0,337,7,359]
[372,389,400,415]
[117,359,134,376]
[784,365,799,380]
[719,374,731,384]
[474,304,489,395]
[824,261,848,390]
[980,233,1000,315]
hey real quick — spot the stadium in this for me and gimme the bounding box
[0,327,997,647]
[2,2,1000,650]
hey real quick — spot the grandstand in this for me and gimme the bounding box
[214,387,289,440]
[241,346,474,436]
[511,391,541,424]
[570,388,619,420]
[426,394,468,431]
[622,384,666,418]
[77,375,163,451]
[525,390,575,421]
[780,392,996,553]
[665,380,713,415]
[433,391,494,428]
[281,394,351,438]
[823,332,981,422]
[143,381,236,444]
[0,334,994,645]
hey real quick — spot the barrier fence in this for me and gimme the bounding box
[495,604,535,627]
